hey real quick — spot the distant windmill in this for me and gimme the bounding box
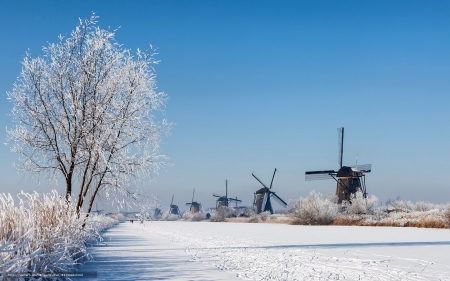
[213,180,242,209]
[153,203,162,220]
[186,189,201,214]
[169,194,181,217]
[252,168,287,214]
[305,127,372,203]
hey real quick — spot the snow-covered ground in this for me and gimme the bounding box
[82,222,450,280]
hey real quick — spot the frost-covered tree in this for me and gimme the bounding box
[6,14,170,220]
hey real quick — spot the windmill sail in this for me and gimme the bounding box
[252,172,267,188]
[271,193,287,208]
[351,164,372,172]
[261,192,269,212]
[305,170,336,181]
[338,127,344,168]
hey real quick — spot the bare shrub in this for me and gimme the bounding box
[332,217,364,226]
[288,191,339,225]
[342,190,378,215]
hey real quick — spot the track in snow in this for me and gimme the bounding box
[140,221,450,281]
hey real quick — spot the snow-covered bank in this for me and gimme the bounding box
[80,221,450,280]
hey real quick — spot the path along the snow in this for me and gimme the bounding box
[81,222,238,281]
[82,221,450,281]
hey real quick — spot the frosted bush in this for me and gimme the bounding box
[0,191,116,277]
[182,211,205,221]
[445,205,450,227]
[110,212,127,223]
[288,191,339,225]
[342,190,378,215]
[161,210,181,221]
[414,201,435,212]
[388,200,414,213]
[246,211,271,223]
[210,206,238,222]
[241,207,255,218]
[258,211,271,222]
[210,207,226,222]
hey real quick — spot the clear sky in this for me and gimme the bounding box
[0,1,449,211]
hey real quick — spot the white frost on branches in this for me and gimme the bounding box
[342,190,378,215]
[287,191,339,225]
[6,14,171,214]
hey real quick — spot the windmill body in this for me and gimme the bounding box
[153,208,162,220]
[169,194,181,217]
[213,180,242,210]
[305,127,372,203]
[186,189,202,214]
[252,169,287,214]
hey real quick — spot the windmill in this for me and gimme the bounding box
[213,180,242,209]
[153,203,162,220]
[186,189,201,214]
[169,194,181,217]
[305,127,372,203]
[252,168,288,214]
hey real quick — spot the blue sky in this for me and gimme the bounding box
[0,1,449,211]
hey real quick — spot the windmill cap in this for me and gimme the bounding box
[255,187,267,194]
[337,166,363,178]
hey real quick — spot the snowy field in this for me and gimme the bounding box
[82,222,450,280]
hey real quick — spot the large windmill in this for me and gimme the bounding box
[169,194,181,217]
[213,180,242,209]
[252,168,288,214]
[186,189,201,214]
[305,127,372,203]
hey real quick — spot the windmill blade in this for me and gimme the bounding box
[305,170,336,181]
[270,192,287,208]
[192,189,195,203]
[261,192,269,212]
[225,180,228,198]
[228,198,242,202]
[186,203,192,206]
[338,127,344,168]
[170,194,174,206]
[269,168,277,189]
[213,194,222,198]
[252,172,268,188]
[351,164,372,172]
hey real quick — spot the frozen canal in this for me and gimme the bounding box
[82,221,450,280]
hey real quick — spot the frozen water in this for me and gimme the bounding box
[82,222,450,280]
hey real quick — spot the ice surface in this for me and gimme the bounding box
[82,222,450,280]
